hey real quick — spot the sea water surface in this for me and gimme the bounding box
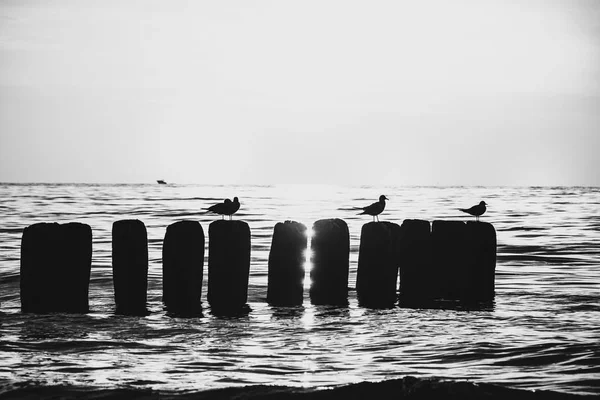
[0,184,598,395]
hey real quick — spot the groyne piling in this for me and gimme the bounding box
[430,220,496,301]
[208,220,251,313]
[356,221,401,307]
[18,216,496,313]
[62,222,93,313]
[397,220,496,303]
[431,220,469,299]
[397,219,432,300]
[162,220,205,314]
[309,218,350,305]
[112,219,148,315]
[466,221,497,301]
[267,221,307,306]
[20,222,92,313]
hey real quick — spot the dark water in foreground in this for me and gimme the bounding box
[0,184,599,396]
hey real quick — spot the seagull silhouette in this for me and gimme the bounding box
[228,197,240,220]
[459,201,487,221]
[206,197,240,220]
[357,195,388,222]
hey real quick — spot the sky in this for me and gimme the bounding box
[0,0,599,186]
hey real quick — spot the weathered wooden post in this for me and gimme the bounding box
[20,222,92,313]
[62,222,93,313]
[208,220,251,313]
[21,223,60,313]
[466,221,497,301]
[112,219,148,315]
[267,221,307,306]
[397,219,432,301]
[162,220,205,315]
[431,220,496,301]
[431,220,469,300]
[356,221,401,307]
[309,218,350,305]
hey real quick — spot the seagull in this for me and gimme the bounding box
[357,195,388,222]
[459,201,487,221]
[206,198,232,220]
[205,197,240,220]
[228,197,240,220]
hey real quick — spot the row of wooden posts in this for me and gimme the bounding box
[19,218,496,315]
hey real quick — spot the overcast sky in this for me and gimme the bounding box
[0,0,599,186]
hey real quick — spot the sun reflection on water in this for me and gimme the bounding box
[302,227,314,294]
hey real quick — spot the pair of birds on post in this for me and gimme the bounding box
[205,197,240,220]
[357,196,487,222]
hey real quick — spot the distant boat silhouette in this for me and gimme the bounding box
[459,201,487,221]
[356,195,388,222]
[157,180,167,185]
[206,197,240,220]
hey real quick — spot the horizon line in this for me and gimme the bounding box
[0,181,598,189]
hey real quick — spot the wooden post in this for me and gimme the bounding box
[309,218,350,305]
[62,222,93,313]
[431,220,496,301]
[112,219,148,315]
[397,219,432,301]
[20,222,92,313]
[267,221,307,306]
[21,223,60,313]
[356,221,401,307]
[466,221,497,301]
[162,220,205,315]
[207,220,251,313]
[431,220,469,300]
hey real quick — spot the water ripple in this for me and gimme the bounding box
[0,184,599,396]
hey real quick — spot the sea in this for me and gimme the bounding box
[0,183,598,397]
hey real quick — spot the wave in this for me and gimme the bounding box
[0,376,594,399]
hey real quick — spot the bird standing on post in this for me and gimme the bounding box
[459,201,487,221]
[228,197,240,220]
[205,197,240,220]
[356,195,388,222]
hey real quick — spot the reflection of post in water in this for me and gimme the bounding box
[270,305,305,321]
[112,219,148,315]
[20,222,92,313]
[309,218,350,306]
[312,304,351,319]
[267,220,307,306]
[208,220,251,314]
[19,314,90,340]
[162,220,205,316]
